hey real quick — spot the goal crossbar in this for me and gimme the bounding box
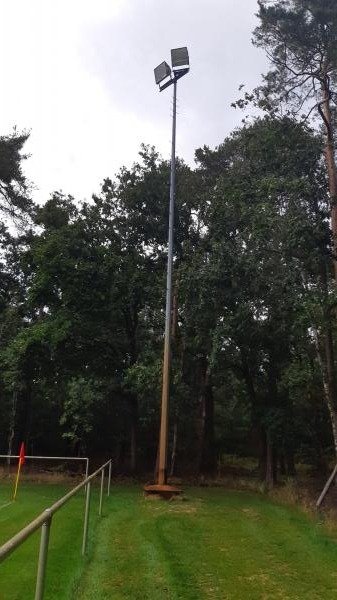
[0,455,89,480]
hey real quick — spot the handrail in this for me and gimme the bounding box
[0,458,110,562]
[0,458,112,600]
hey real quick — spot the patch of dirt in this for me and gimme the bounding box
[241,508,260,518]
[168,506,198,514]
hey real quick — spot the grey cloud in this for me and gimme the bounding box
[79,0,268,163]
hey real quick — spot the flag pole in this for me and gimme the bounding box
[13,461,22,501]
[13,442,25,501]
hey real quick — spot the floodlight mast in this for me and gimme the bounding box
[154,48,189,487]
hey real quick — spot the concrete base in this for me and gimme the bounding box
[143,483,182,500]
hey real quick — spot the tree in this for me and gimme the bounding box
[251,0,337,276]
[0,129,33,449]
[0,130,32,223]
[194,116,333,483]
[0,225,27,455]
[1,124,336,481]
[91,146,204,473]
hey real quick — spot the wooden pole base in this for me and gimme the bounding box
[143,484,182,500]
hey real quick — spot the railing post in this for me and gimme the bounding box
[82,481,91,556]
[35,511,52,600]
[99,469,104,516]
[84,458,89,494]
[108,460,112,497]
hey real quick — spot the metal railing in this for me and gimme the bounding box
[0,458,112,600]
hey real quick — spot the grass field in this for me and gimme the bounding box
[1,482,337,599]
[0,478,99,600]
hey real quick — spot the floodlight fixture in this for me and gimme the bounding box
[171,47,189,70]
[154,47,190,92]
[154,61,171,85]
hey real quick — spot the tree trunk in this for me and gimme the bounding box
[265,431,275,489]
[202,372,215,473]
[17,384,32,450]
[123,303,140,473]
[279,450,286,476]
[196,357,216,475]
[313,327,337,454]
[128,394,138,473]
[7,389,18,471]
[321,80,337,280]
[313,431,328,474]
[285,447,296,477]
[316,329,337,456]
[241,350,266,474]
[313,260,337,457]
[257,427,267,480]
[283,393,296,478]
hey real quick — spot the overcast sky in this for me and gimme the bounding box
[0,0,268,204]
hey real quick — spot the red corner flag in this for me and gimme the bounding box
[19,442,25,465]
[13,442,25,500]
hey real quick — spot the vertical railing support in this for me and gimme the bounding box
[99,469,104,516]
[82,481,91,556]
[108,460,112,497]
[84,458,89,494]
[35,511,52,600]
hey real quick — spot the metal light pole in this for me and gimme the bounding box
[145,48,189,496]
[158,76,177,486]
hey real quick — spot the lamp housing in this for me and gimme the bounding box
[154,61,171,85]
[171,47,189,70]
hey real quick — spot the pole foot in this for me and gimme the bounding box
[143,483,182,500]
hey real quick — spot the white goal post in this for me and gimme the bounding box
[0,455,89,480]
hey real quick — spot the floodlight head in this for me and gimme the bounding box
[154,61,171,85]
[171,47,189,70]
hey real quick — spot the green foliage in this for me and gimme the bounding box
[251,1,337,119]
[60,377,104,451]
[0,117,335,477]
[0,130,32,222]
